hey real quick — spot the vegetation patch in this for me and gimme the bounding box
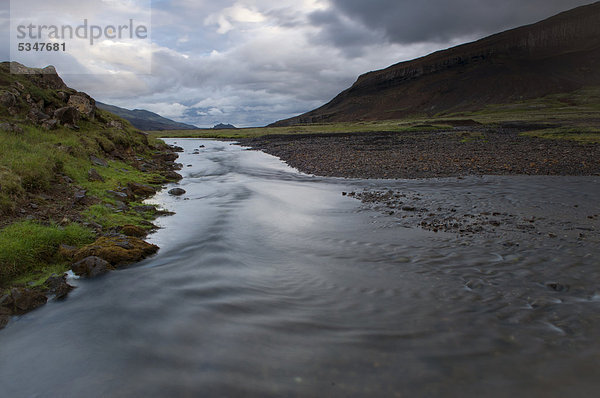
[0,221,94,287]
[521,127,600,143]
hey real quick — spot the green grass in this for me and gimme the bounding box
[149,121,454,139]
[521,127,600,143]
[0,221,95,287]
[0,62,171,288]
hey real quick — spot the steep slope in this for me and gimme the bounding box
[273,2,600,126]
[96,102,198,131]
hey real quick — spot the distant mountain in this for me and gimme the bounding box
[272,2,600,126]
[96,102,198,131]
[212,123,237,130]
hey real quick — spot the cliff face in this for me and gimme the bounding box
[273,2,600,126]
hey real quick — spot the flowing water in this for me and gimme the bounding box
[1,139,599,397]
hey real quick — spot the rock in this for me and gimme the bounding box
[53,106,79,125]
[545,282,569,292]
[128,182,156,197]
[9,63,67,89]
[107,120,123,129]
[169,145,184,152]
[0,122,24,134]
[88,168,105,182]
[44,274,74,299]
[7,288,48,315]
[162,171,183,181]
[154,152,178,162]
[114,201,129,211]
[0,306,10,329]
[41,119,59,130]
[90,155,108,167]
[74,190,87,204]
[28,108,50,124]
[168,188,186,196]
[120,224,147,238]
[73,236,159,266]
[67,93,95,119]
[0,90,17,107]
[402,206,417,211]
[72,256,112,278]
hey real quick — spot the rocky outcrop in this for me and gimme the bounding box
[0,62,97,128]
[8,63,67,90]
[72,235,159,266]
[67,93,96,120]
[274,2,600,125]
[2,288,48,315]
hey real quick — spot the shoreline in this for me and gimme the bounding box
[240,130,599,243]
[240,128,600,179]
[0,142,184,330]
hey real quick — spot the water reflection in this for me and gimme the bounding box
[1,139,599,397]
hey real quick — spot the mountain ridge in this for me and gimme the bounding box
[272,1,600,126]
[96,102,198,131]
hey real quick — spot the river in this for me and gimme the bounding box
[1,139,599,397]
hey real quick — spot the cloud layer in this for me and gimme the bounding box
[1,0,593,127]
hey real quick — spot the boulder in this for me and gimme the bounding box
[28,108,50,124]
[73,236,159,266]
[168,188,186,196]
[128,182,156,197]
[53,106,79,125]
[0,306,10,329]
[44,274,74,299]
[7,288,48,315]
[67,93,95,120]
[72,256,112,278]
[0,90,16,107]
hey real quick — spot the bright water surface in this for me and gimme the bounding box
[1,139,599,397]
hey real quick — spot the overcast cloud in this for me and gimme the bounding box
[1,0,594,127]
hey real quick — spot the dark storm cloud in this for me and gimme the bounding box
[308,10,382,53]
[319,0,594,44]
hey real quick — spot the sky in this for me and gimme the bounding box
[0,0,594,127]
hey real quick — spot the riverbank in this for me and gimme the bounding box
[240,127,600,179]
[0,63,184,329]
[240,127,600,243]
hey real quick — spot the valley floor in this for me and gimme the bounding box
[240,127,600,179]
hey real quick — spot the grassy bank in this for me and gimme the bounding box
[148,86,600,143]
[0,63,179,291]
